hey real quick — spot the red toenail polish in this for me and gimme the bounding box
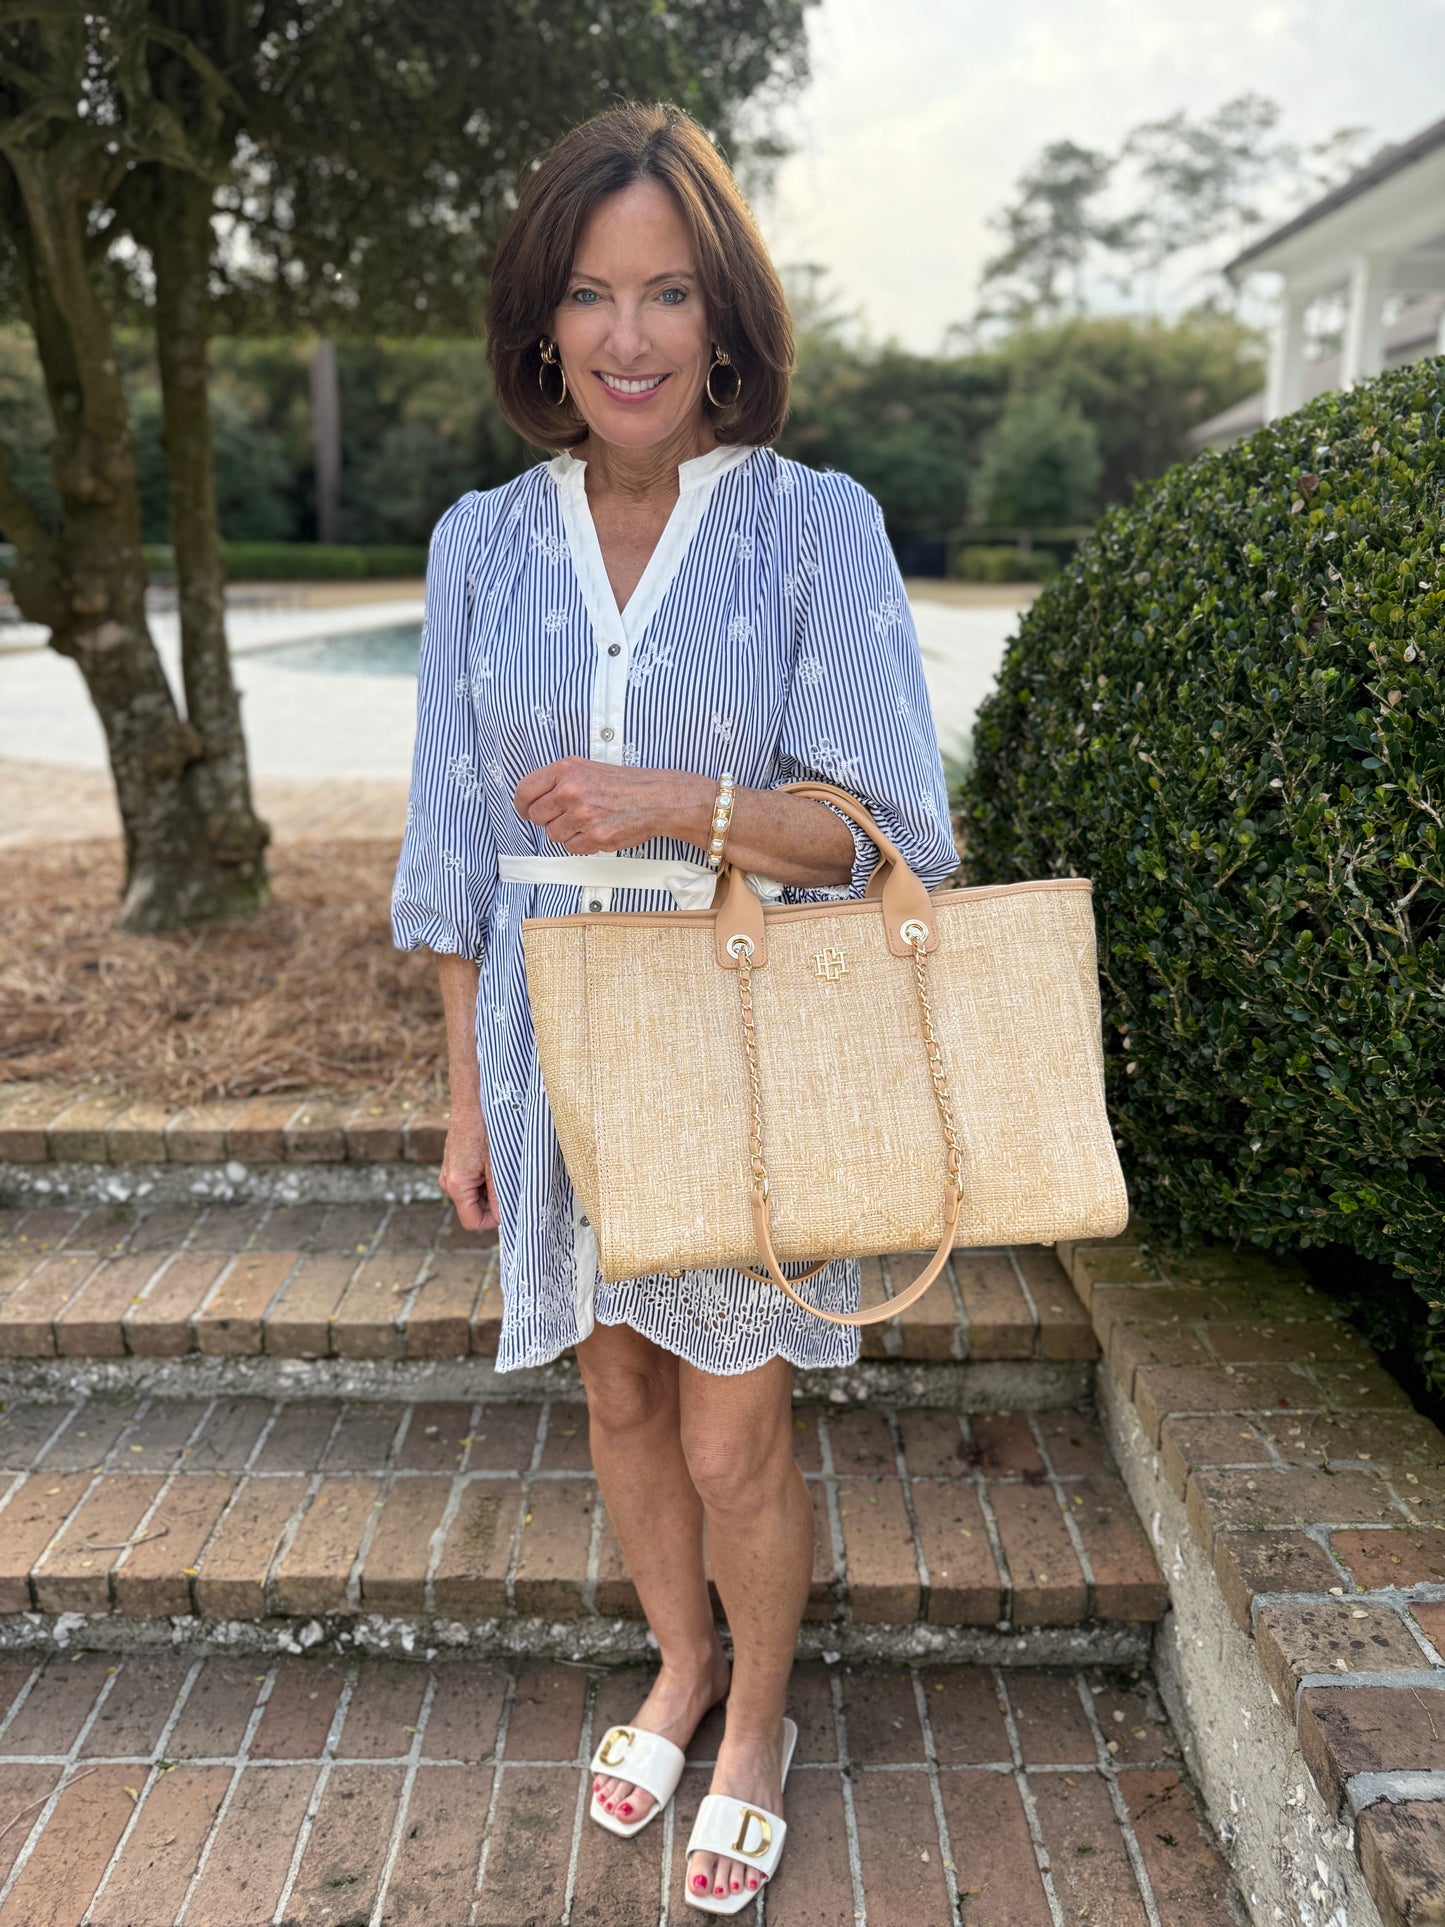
[619,1804,631,1815]
[693,1876,707,1889]
[749,1879,758,1890]
[732,1879,741,1890]
[715,1885,725,1895]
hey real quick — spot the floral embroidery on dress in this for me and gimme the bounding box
[542,1176,577,1282]
[726,613,752,645]
[454,673,473,703]
[440,850,463,874]
[626,630,677,685]
[735,532,755,562]
[797,655,825,688]
[870,592,905,634]
[486,760,507,790]
[711,713,736,743]
[531,529,569,564]
[806,738,865,786]
[542,607,567,634]
[623,742,642,767]
[447,752,483,801]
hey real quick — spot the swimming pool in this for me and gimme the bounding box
[256,623,423,675]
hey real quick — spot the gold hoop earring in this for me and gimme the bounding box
[705,345,742,408]
[538,336,569,407]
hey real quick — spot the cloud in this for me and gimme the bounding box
[755,0,1445,350]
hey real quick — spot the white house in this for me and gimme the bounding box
[1189,112,1445,450]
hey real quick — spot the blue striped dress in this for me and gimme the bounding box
[391,440,958,1375]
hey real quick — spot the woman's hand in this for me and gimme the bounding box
[439,1106,500,1233]
[514,758,710,855]
[514,757,856,886]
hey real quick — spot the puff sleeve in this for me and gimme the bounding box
[771,471,959,903]
[390,491,498,962]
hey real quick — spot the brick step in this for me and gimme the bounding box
[0,1393,1167,1660]
[0,1650,1244,1926]
[0,1200,1097,1371]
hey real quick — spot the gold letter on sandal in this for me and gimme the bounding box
[597,1727,634,1767]
[731,1807,772,1857]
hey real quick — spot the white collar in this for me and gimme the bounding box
[546,440,757,493]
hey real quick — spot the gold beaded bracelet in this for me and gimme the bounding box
[704,771,736,870]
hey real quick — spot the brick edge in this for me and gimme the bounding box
[1055,1228,1445,1927]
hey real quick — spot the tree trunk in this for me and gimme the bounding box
[146,166,271,899]
[2,149,269,934]
[310,337,341,545]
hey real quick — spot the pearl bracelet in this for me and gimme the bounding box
[704,771,736,870]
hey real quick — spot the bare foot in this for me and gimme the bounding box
[592,1647,731,1827]
[685,1717,789,1904]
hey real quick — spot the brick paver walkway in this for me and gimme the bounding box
[0,1651,1240,1925]
[0,1391,1164,1636]
[0,1201,1095,1367]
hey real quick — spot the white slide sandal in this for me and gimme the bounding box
[589,1723,688,1837]
[683,1715,799,1914]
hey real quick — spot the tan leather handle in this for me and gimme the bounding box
[713,780,938,968]
[745,1185,961,1325]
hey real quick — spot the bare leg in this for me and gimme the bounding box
[679,1355,812,1904]
[577,1321,730,1824]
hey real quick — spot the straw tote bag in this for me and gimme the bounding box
[519,782,1130,1326]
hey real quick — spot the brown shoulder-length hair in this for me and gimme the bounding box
[486,102,793,451]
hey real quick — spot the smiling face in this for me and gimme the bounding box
[551,176,715,457]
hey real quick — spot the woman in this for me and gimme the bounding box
[392,101,956,1913]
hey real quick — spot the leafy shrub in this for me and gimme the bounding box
[969,389,1103,526]
[960,359,1444,1347]
[217,543,428,580]
[951,543,1059,584]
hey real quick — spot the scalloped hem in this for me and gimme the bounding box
[490,1267,864,1378]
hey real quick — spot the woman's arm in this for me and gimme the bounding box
[512,760,855,887]
[434,953,499,1232]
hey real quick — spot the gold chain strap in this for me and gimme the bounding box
[729,922,965,1208]
[907,931,965,1194]
[733,945,770,1199]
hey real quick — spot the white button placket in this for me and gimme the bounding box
[583,608,628,911]
[548,442,757,920]
[573,1189,599,1339]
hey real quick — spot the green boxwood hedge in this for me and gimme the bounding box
[133,543,428,581]
[960,359,1443,1345]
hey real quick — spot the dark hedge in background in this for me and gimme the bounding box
[960,359,1443,1372]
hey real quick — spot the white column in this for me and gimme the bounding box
[1265,283,1309,421]
[1341,252,1391,387]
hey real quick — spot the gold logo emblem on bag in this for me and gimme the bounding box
[731,1807,772,1856]
[814,946,847,980]
[597,1727,634,1767]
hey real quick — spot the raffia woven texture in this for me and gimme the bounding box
[522,879,1130,1285]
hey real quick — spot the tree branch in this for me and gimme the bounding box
[139,22,248,121]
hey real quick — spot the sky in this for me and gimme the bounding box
[752,0,1445,352]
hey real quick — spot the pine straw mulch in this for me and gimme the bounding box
[0,840,447,1108]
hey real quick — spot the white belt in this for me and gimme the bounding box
[496,853,786,911]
